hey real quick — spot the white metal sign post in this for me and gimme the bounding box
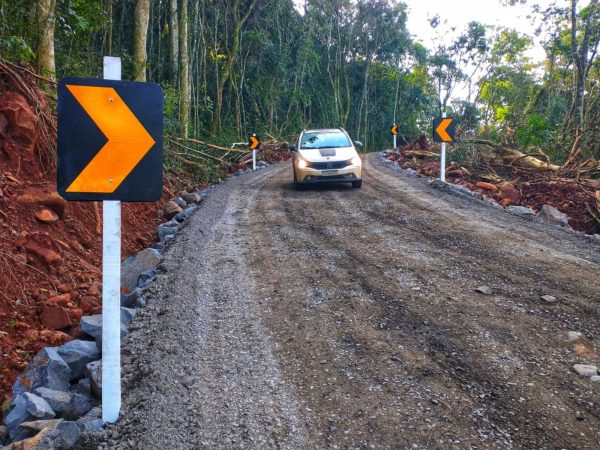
[102,56,122,423]
[252,148,257,171]
[440,110,446,182]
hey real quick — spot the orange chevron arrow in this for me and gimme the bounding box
[249,135,260,149]
[435,118,454,142]
[65,85,155,193]
[391,124,398,135]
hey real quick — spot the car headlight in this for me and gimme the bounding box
[349,156,362,166]
[297,159,310,169]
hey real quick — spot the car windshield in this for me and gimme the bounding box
[300,131,351,149]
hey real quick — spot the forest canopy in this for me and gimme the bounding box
[0,0,598,164]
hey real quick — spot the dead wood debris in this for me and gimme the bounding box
[385,135,600,235]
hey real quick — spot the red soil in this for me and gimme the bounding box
[0,89,167,404]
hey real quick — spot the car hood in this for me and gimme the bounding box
[298,147,357,162]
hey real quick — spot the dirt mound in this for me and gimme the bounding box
[0,75,170,404]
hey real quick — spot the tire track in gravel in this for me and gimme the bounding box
[249,154,600,449]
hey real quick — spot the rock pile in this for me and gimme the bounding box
[0,189,207,448]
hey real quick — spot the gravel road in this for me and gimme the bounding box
[80,153,600,449]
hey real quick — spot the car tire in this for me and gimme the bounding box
[295,182,305,191]
[352,180,362,189]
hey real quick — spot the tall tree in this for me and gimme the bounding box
[169,0,179,85]
[36,0,57,79]
[570,0,599,135]
[179,0,190,138]
[210,0,258,136]
[133,0,151,81]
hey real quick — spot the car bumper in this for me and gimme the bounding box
[295,165,362,183]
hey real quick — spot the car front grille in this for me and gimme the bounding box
[311,161,348,170]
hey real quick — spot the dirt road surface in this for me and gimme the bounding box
[80,153,600,449]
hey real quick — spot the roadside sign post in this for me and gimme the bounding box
[57,56,163,423]
[249,133,261,171]
[432,113,455,183]
[102,56,122,424]
[441,111,446,182]
[390,123,398,148]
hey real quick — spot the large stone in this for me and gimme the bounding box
[476,286,493,295]
[24,393,55,419]
[62,393,93,421]
[174,197,187,209]
[173,206,198,223]
[75,407,103,433]
[32,388,71,414]
[80,313,130,343]
[120,308,136,326]
[121,248,161,294]
[4,394,34,440]
[13,348,71,395]
[507,205,536,216]
[573,364,598,378]
[163,200,183,219]
[55,421,81,449]
[19,418,63,433]
[85,360,102,398]
[539,204,570,226]
[180,191,201,205]
[79,315,102,340]
[158,225,178,243]
[137,269,157,289]
[57,340,100,381]
[39,306,71,331]
[121,287,142,308]
[70,378,92,398]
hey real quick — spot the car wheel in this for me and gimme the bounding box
[352,180,362,189]
[295,182,305,191]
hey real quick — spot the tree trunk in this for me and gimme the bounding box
[133,0,151,81]
[179,0,190,138]
[36,0,56,79]
[169,0,179,85]
[211,0,257,136]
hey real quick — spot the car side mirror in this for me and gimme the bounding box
[354,141,363,148]
[289,145,297,152]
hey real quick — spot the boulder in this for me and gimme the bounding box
[19,419,62,433]
[79,315,102,341]
[13,348,71,395]
[137,269,157,289]
[57,340,100,381]
[163,201,183,219]
[32,388,71,414]
[120,308,137,327]
[75,407,103,433]
[174,197,187,209]
[23,393,55,420]
[80,314,128,351]
[4,394,34,440]
[121,248,161,294]
[39,306,71,330]
[539,204,570,226]
[62,393,93,421]
[173,206,198,223]
[180,191,201,204]
[70,378,92,398]
[85,360,102,398]
[507,205,536,216]
[55,421,81,449]
[158,225,178,243]
[121,287,142,308]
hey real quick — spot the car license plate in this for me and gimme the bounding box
[321,169,339,176]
